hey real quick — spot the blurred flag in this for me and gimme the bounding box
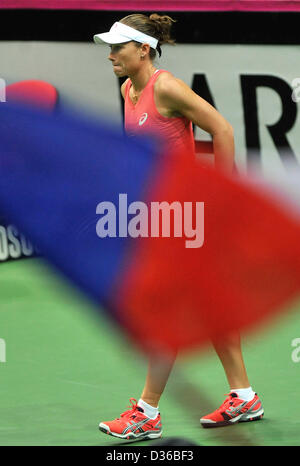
[0,101,300,356]
[6,80,58,111]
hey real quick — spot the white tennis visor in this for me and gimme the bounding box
[93,22,158,50]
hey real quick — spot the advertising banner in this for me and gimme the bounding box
[1,41,299,259]
[1,41,299,171]
[0,220,37,262]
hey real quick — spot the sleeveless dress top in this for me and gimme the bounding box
[124,69,195,156]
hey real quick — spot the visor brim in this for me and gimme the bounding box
[93,32,131,45]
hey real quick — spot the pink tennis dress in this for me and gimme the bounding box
[124,69,195,156]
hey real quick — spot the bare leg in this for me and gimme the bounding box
[140,333,249,408]
[212,333,250,389]
[140,354,176,407]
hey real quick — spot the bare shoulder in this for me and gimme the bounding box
[120,78,130,99]
[155,71,185,91]
[155,72,191,103]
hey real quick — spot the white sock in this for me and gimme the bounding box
[138,399,159,420]
[231,387,255,402]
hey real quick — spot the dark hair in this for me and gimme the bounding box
[119,13,176,59]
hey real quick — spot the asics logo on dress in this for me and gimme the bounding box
[139,113,148,126]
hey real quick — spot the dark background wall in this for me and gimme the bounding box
[0,9,300,44]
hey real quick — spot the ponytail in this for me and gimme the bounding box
[119,13,176,59]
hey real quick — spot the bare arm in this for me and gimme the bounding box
[157,77,235,174]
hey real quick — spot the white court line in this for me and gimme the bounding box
[60,379,101,389]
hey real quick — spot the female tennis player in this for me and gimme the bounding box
[94,13,264,439]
